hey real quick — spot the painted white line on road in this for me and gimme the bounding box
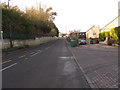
[0,63,17,72]
[45,47,50,50]
[38,50,42,52]
[30,52,39,57]
[30,52,35,54]
[19,55,26,58]
[0,60,12,64]
[25,58,28,60]
[59,56,73,59]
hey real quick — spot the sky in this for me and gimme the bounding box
[2,0,120,33]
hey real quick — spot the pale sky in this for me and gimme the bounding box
[2,0,120,33]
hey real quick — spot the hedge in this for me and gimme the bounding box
[99,26,120,42]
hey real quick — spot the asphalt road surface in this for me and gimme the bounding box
[2,39,90,88]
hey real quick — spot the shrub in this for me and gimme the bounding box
[105,31,110,37]
[99,32,106,41]
[109,26,120,43]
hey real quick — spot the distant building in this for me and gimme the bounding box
[78,32,86,39]
[86,25,100,44]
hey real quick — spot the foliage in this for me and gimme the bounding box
[99,32,106,41]
[2,2,59,39]
[99,26,120,43]
[110,26,120,42]
[25,5,58,36]
[2,3,35,39]
[105,31,110,37]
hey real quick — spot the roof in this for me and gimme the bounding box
[86,25,95,32]
[100,15,120,30]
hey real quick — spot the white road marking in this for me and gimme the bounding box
[45,47,50,50]
[19,55,26,58]
[0,63,17,72]
[0,60,12,64]
[38,50,42,52]
[30,52,39,57]
[30,52,35,54]
[25,58,28,59]
[59,56,73,59]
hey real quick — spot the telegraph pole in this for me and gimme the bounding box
[1,31,3,49]
[8,0,13,48]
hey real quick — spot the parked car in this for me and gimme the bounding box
[79,39,86,45]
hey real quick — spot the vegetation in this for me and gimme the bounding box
[99,32,106,41]
[109,26,120,42]
[2,2,59,39]
[99,26,120,43]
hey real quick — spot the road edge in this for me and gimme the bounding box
[65,40,95,89]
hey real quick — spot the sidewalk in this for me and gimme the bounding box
[78,43,118,52]
[67,43,118,88]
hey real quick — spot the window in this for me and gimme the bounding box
[93,33,96,35]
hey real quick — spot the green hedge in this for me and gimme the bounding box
[99,32,106,41]
[99,26,120,42]
[3,32,35,40]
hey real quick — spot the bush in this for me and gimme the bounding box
[109,26,120,42]
[99,32,106,41]
[105,31,110,37]
[99,26,120,44]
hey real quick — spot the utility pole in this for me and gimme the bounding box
[8,0,13,48]
[1,31,3,49]
[9,24,13,48]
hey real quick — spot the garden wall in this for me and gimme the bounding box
[2,37,58,49]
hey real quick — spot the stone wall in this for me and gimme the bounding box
[2,37,58,49]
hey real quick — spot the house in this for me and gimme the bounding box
[78,32,86,39]
[86,25,100,44]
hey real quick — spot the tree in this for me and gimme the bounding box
[2,2,59,39]
[2,3,35,39]
[25,5,58,36]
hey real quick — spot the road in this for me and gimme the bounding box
[2,39,90,88]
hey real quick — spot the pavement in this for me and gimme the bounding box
[67,42,118,88]
[81,43,118,50]
[2,39,90,88]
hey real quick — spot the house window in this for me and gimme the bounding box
[93,33,96,35]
